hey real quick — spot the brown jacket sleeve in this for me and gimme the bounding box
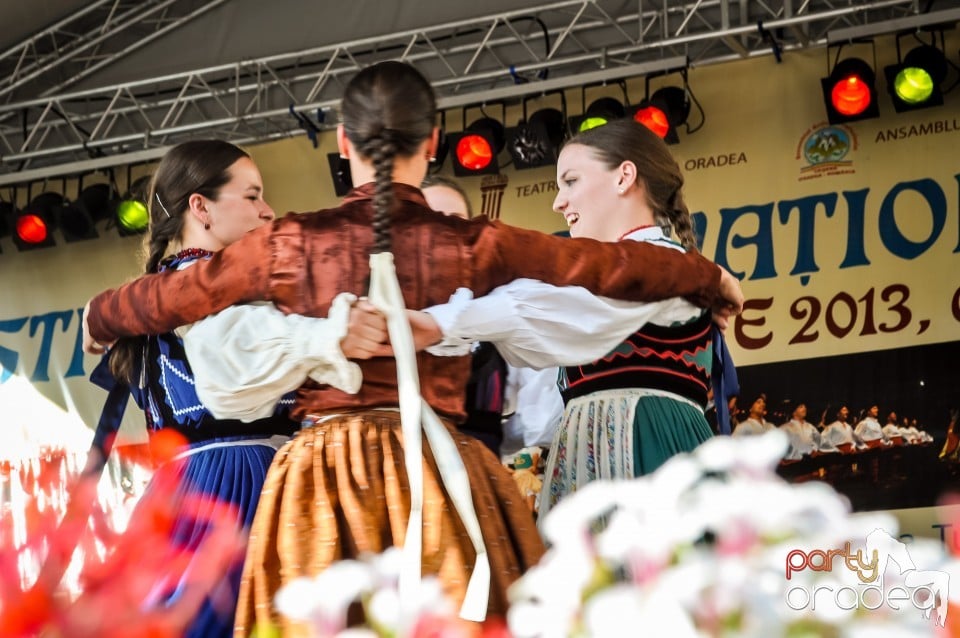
[86,223,280,342]
[471,220,721,307]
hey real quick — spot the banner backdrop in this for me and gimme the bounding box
[1,31,958,538]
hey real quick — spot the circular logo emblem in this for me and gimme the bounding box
[803,126,851,165]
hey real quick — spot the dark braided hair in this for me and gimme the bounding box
[340,61,436,253]
[566,119,699,253]
[109,140,250,383]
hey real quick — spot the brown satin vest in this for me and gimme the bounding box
[269,185,484,423]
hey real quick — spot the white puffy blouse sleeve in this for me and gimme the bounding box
[181,293,361,422]
[424,278,700,369]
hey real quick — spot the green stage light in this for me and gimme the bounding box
[893,67,934,104]
[572,97,625,133]
[115,174,151,235]
[885,44,948,113]
[116,198,149,233]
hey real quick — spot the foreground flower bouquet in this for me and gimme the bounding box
[274,547,509,638]
[509,432,960,638]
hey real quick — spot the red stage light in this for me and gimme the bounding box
[16,213,48,244]
[830,74,872,116]
[634,105,670,139]
[455,134,494,171]
[821,57,878,124]
[449,115,505,176]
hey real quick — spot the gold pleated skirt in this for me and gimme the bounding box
[233,410,545,637]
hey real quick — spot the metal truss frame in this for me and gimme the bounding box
[0,0,229,104]
[0,0,937,182]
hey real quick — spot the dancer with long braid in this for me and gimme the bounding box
[88,140,387,638]
[83,61,743,633]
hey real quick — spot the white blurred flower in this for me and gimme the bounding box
[275,560,375,635]
[274,552,468,638]
[510,433,953,638]
[583,584,699,638]
[507,599,577,638]
[366,546,403,586]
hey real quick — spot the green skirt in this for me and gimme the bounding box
[539,389,713,520]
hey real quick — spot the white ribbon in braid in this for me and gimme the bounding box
[366,251,490,622]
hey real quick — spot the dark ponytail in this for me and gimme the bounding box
[108,140,249,384]
[340,61,436,255]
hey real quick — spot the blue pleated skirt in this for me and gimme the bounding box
[132,434,283,638]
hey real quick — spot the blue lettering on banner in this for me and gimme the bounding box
[693,174,959,286]
[0,308,87,383]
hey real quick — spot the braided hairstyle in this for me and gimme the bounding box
[566,119,699,253]
[340,61,436,253]
[108,140,250,383]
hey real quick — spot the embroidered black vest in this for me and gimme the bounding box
[135,249,297,442]
[559,311,713,408]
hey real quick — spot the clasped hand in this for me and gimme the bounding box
[340,300,440,359]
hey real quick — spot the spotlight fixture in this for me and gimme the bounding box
[326,153,353,197]
[885,31,953,113]
[821,44,880,124]
[634,86,691,144]
[506,93,567,170]
[116,175,150,236]
[15,192,61,250]
[448,106,506,176]
[630,66,697,144]
[428,112,450,174]
[431,129,450,174]
[0,201,14,253]
[570,96,626,133]
[60,182,115,242]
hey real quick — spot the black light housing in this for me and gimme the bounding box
[430,129,450,174]
[448,107,506,176]
[506,93,567,170]
[0,201,14,253]
[633,86,691,144]
[15,192,61,251]
[60,182,116,242]
[428,112,450,175]
[327,153,353,197]
[629,65,697,145]
[569,96,626,133]
[821,43,880,124]
[885,32,952,113]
